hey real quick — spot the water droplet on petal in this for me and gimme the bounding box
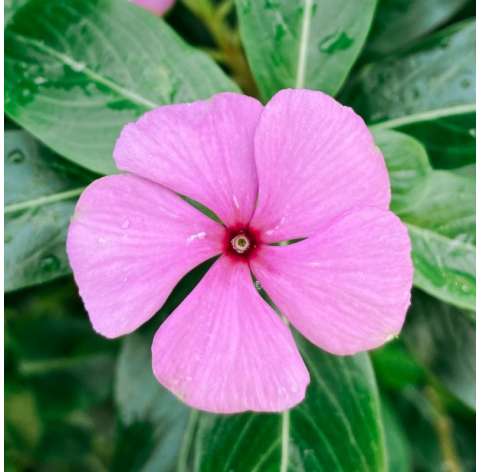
[97,237,107,246]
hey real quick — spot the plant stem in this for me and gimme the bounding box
[425,387,462,472]
[182,0,258,97]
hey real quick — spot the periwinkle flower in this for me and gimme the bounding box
[67,89,413,413]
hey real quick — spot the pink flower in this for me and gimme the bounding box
[67,90,413,414]
[130,0,175,16]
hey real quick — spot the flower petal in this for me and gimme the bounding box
[67,175,224,338]
[114,93,263,226]
[130,0,175,15]
[251,208,413,355]
[250,89,390,242]
[151,257,309,413]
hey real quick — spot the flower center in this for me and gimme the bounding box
[224,226,260,261]
[231,234,250,254]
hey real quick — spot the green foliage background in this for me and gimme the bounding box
[5,0,475,470]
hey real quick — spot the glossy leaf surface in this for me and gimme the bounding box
[5,130,93,292]
[235,0,376,100]
[181,333,385,471]
[348,20,475,128]
[367,0,469,56]
[5,0,238,174]
[375,130,475,310]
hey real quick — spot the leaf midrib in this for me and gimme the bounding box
[370,104,475,130]
[5,186,85,214]
[8,32,160,110]
[295,0,313,88]
[406,222,475,252]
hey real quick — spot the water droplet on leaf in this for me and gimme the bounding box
[263,0,279,9]
[40,255,60,273]
[71,61,86,72]
[274,23,286,42]
[33,76,47,85]
[318,31,354,54]
[7,149,25,164]
[239,0,251,13]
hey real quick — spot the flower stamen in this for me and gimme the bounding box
[231,234,250,254]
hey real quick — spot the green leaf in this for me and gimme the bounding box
[114,331,189,472]
[5,129,94,292]
[400,113,475,169]
[373,129,431,213]
[407,225,475,310]
[6,278,118,414]
[235,0,376,100]
[390,387,475,472]
[370,340,425,391]
[5,0,238,175]
[366,0,469,57]
[347,20,475,129]
[381,398,411,472]
[181,333,385,471]
[403,290,475,409]
[374,129,475,310]
[4,0,28,25]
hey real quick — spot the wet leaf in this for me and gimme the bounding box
[5,129,94,292]
[180,333,385,471]
[375,130,475,310]
[348,20,474,129]
[235,0,376,100]
[367,0,469,57]
[5,0,238,174]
